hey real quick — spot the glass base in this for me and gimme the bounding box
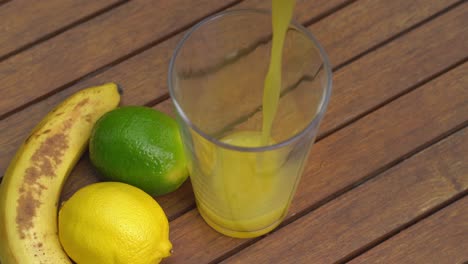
[197,204,285,238]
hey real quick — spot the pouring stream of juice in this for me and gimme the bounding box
[262,0,296,144]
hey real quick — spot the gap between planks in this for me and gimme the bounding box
[0,0,358,122]
[211,118,468,263]
[301,0,358,26]
[0,0,464,122]
[149,55,465,222]
[0,0,132,63]
[0,0,11,7]
[217,124,468,263]
[318,56,468,141]
[143,0,467,140]
[180,56,468,263]
[141,0,468,125]
[0,0,354,183]
[333,0,467,71]
[0,0,245,121]
[338,189,468,263]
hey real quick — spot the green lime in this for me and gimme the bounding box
[89,106,188,196]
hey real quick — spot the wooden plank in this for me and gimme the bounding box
[0,0,461,178]
[321,1,468,136]
[222,128,468,263]
[163,61,468,263]
[350,197,468,264]
[310,0,462,66]
[0,0,123,58]
[155,99,176,117]
[0,0,241,118]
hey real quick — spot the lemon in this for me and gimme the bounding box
[89,106,188,196]
[58,182,172,264]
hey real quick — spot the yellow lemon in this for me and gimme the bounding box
[58,182,172,264]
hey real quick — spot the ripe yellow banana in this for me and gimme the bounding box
[0,83,121,264]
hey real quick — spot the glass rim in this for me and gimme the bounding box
[168,8,333,152]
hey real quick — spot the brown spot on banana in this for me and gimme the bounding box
[16,129,70,239]
[74,98,89,110]
[15,97,92,239]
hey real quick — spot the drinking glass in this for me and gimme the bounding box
[168,9,332,238]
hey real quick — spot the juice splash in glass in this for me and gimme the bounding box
[168,4,332,238]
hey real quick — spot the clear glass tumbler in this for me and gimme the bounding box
[168,9,332,238]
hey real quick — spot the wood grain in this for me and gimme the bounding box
[1,0,460,177]
[0,0,123,58]
[321,1,468,136]
[163,59,468,263]
[154,99,176,118]
[350,196,468,264]
[0,0,240,118]
[310,0,461,66]
[223,127,468,263]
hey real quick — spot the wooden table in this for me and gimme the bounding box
[1,0,467,263]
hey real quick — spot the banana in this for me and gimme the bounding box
[0,83,121,264]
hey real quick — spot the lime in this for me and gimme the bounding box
[89,106,188,196]
[58,182,172,264]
